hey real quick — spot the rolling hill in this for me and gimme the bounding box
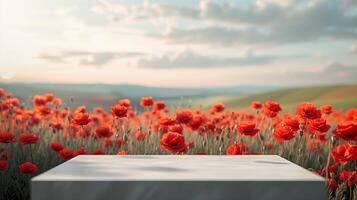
[0,82,277,109]
[1,82,356,112]
[219,84,357,112]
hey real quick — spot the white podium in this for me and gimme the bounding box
[32,155,326,200]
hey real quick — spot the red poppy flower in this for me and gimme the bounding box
[60,110,69,118]
[45,93,54,102]
[251,101,262,110]
[111,104,128,118]
[75,106,87,113]
[158,116,176,126]
[76,128,91,138]
[273,124,295,142]
[327,164,338,174]
[332,121,357,141]
[18,162,38,175]
[339,170,356,186]
[91,149,105,155]
[237,121,259,137]
[206,122,216,131]
[52,98,62,105]
[226,143,248,155]
[140,96,153,107]
[9,98,20,106]
[188,113,207,130]
[0,132,16,143]
[0,100,12,110]
[19,133,39,145]
[74,146,86,156]
[0,160,8,171]
[60,148,74,160]
[92,107,103,113]
[168,124,183,134]
[211,103,225,113]
[33,95,47,107]
[117,150,128,155]
[296,102,321,123]
[175,109,193,124]
[151,122,160,133]
[264,101,282,112]
[95,126,113,138]
[0,88,5,98]
[264,101,281,112]
[52,121,63,130]
[115,138,124,148]
[330,144,357,165]
[134,130,147,141]
[316,164,338,177]
[308,118,330,134]
[118,99,131,107]
[326,178,338,191]
[154,101,166,111]
[345,108,357,122]
[160,132,187,154]
[281,114,300,131]
[320,104,333,115]
[72,112,91,126]
[262,108,279,118]
[50,142,64,152]
[185,141,194,149]
[37,106,51,116]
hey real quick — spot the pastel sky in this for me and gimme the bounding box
[1,0,357,87]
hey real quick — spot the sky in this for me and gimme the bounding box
[0,0,357,87]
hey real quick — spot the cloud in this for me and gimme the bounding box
[157,27,268,46]
[37,51,145,66]
[283,62,357,84]
[136,0,357,47]
[199,0,285,25]
[137,51,274,69]
[37,54,65,63]
[95,0,198,22]
[322,62,357,78]
[255,0,297,8]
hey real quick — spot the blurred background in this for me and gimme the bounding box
[1,0,357,110]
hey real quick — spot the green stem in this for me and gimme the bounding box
[325,140,331,180]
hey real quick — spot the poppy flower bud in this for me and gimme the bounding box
[202,140,207,148]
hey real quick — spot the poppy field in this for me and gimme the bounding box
[0,87,356,200]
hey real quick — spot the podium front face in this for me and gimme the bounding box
[31,155,326,200]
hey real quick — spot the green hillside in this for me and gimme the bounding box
[2,82,356,112]
[0,82,275,110]
[221,84,357,112]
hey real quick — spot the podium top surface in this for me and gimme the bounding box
[32,155,324,182]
